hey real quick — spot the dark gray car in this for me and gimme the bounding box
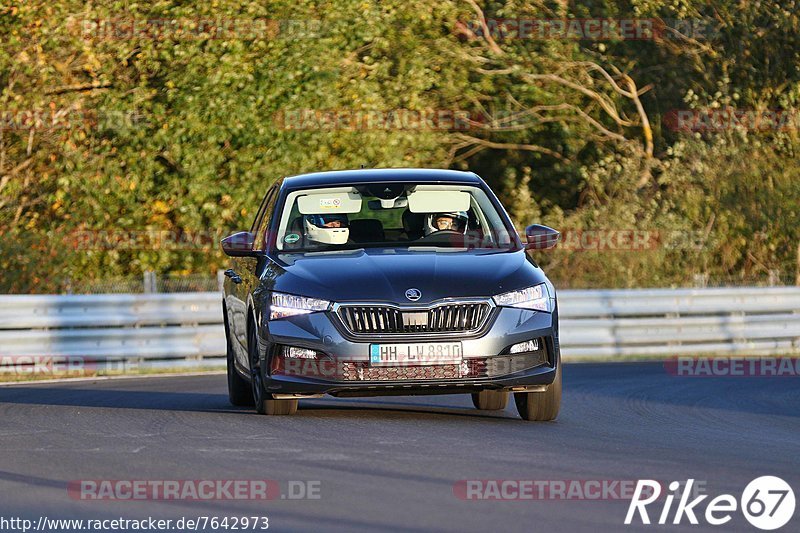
[221,168,561,420]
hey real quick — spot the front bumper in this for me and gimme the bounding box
[260,306,558,397]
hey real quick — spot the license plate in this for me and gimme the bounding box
[369,342,463,366]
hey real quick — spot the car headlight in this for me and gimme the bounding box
[270,292,331,320]
[493,283,551,312]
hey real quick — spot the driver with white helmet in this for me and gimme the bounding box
[424,211,468,236]
[304,214,350,245]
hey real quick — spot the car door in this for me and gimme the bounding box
[229,183,279,368]
[227,186,270,361]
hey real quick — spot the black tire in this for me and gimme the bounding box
[248,319,298,416]
[514,364,561,421]
[471,390,509,410]
[225,307,253,407]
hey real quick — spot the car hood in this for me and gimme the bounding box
[266,248,546,303]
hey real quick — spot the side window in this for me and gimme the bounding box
[249,192,270,234]
[253,184,279,252]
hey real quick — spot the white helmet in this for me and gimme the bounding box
[425,211,469,235]
[424,211,468,236]
[304,214,349,245]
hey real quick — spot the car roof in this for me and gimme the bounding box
[282,168,483,190]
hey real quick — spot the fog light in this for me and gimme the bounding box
[509,339,540,354]
[271,346,338,379]
[282,346,320,359]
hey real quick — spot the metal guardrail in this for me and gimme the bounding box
[0,293,226,371]
[558,287,800,357]
[0,287,798,371]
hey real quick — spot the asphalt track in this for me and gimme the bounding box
[0,362,797,532]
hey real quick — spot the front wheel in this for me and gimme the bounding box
[514,364,561,421]
[471,390,509,410]
[248,320,298,416]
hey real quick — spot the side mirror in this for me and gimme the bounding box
[524,224,560,250]
[221,231,257,257]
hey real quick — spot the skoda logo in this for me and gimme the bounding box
[405,288,422,301]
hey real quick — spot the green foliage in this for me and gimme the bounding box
[0,0,797,292]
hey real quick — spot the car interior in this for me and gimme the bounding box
[282,206,485,249]
[276,183,500,252]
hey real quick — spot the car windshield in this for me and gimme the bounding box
[274,183,516,253]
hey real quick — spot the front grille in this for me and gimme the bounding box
[337,302,492,335]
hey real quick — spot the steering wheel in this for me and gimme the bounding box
[417,229,464,243]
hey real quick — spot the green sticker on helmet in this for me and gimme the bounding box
[284,233,300,244]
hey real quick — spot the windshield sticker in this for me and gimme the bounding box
[319,198,342,209]
[284,233,301,244]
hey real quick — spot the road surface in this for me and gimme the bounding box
[0,362,797,532]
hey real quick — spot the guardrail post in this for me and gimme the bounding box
[217,270,226,293]
[143,270,158,293]
[796,243,800,286]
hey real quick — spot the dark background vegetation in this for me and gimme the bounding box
[1,1,798,292]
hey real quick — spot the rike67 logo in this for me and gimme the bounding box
[626,477,795,530]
